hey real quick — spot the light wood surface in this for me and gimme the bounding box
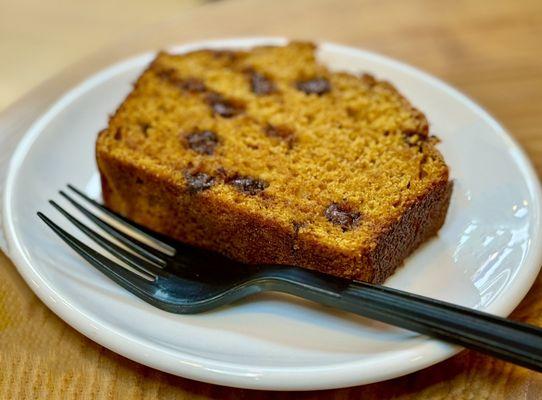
[1,0,542,398]
[0,0,200,111]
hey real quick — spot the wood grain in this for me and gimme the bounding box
[1,0,542,398]
[0,0,201,111]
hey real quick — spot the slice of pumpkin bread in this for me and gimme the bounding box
[96,42,452,284]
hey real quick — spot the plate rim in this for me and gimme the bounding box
[3,37,542,390]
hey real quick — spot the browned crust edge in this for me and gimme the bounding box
[368,179,452,283]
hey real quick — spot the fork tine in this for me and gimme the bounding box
[37,212,157,298]
[67,184,176,257]
[49,200,164,278]
[60,190,167,267]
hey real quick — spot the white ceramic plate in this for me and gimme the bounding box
[3,38,542,391]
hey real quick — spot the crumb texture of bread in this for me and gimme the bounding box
[96,42,452,283]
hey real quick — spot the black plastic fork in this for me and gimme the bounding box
[38,185,542,372]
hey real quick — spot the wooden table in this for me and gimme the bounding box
[0,0,200,111]
[1,0,542,398]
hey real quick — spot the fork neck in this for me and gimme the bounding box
[252,265,351,302]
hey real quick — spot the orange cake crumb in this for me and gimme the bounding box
[96,42,452,283]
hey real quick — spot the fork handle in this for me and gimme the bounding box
[258,266,542,372]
